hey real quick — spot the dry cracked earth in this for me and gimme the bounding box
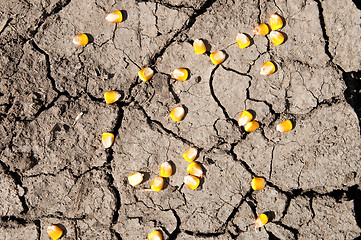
[0,0,361,239]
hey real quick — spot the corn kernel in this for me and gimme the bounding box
[276,119,293,132]
[236,33,251,49]
[151,176,164,192]
[105,10,123,23]
[138,67,154,82]
[193,39,206,54]
[169,106,185,122]
[102,132,114,148]
[269,30,284,46]
[253,23,269,35]
[47,225,63,240]
[238,110,253,126]
[269,13,283,30]
[244,121,259,132]
[251,177,266,190]
[128,172,143,187]
[104,90,121,104]
[260,61,276,76]
[73,33,89,46]
[183,147,198,162]
[210,51,226,65]
[171,68,188,81]
[255,213,268,228]
[187,162,204,177]
[184,175,200,190]
[148,230,163,240]
[159,162,172,178]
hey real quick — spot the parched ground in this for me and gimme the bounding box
[0,0,361,239]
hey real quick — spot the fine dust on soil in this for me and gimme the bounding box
[0,0,360,239]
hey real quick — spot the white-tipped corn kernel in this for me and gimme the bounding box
[171,68,188,81]
[269,13,283,30]
[260,61,276,76]
[102,132,115,148]
[169,106,185,122]
[159,162,172,178]
[244,121,259,132]
[210,51,226,65]
[276,120,293,132]
[151,176,164,192]
[193,39,206,54]
[255,213,268,228]
[128,172,144,187]
[187,162,204,177]
[148,230,163,240]
[238,110,253,126]
[269,30,284,46]
[73,33,89,46]
[105,10,123,23]
[104,90,121,104]
[47,225,63,240]
[183,147,198,162]
[253,23,269,35]
[138,67,154,82]
[251,177,266,191]
[236,33,251,49]
[184,175,200,190]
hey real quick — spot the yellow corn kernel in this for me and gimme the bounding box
[253,23,269,35]
[236,33,251,49]
[210,51,226,65]
[269,30,284,46]
[184,175,200,190]
[183,147,198,162]
[193,39,206,54]
[138,67,154,82]
[128,172,144,187]
[159,162,172,178]
[238,110,253,126]
[102,132,115,148]
[47,225,63,240]
[244,121,259,132]
[169,106,185,122]
[255,213,268,228]
[104,90,121,104]
[171,68,188,81]
[187,162,204,177]
[151,176,164,192]
[148,230,163,240]
[269,13,283,30]
[276,119,293,132]
[251,177,266,191]
[72,33,89,46]
[105,10,123,23]
[260,61,276,76]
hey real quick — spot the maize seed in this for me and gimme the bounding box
[102,132,115,148]
[159,162,172,178]
[193,39,207,54]
[171,68,188,81]
[169,106,185,122]
[260,61,276,76]
[276,119,293,132]
[187,162,204,177]
[148,230,163,240]
[104,90,121,104]
[236,33,251,49]
[251,177,265,191]
[105,10,123,23]
[184,175,200,190]
[269,30,284,46]
[183,147,198,162]
[73,33,89,46]
[244,121,259,132]
[269,13,283,30]
[210,51,226,65]
[128,172,144,187]
[255,213,268,228]
[138,67,154,82]
[47,225,63,240]
[151,176,164,192]
[253,23,269,35]
[238,110,253,126]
